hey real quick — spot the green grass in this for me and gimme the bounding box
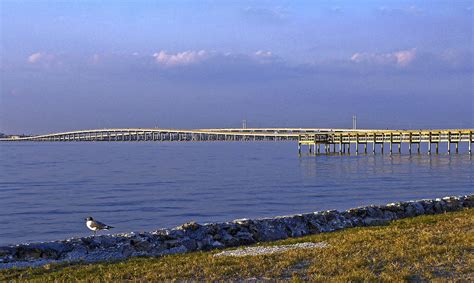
[2,209,473,281]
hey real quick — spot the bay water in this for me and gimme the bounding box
[0,142,472,245]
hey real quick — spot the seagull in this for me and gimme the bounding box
[85,217,114,236]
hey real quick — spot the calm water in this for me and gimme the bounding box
[0,142,472,245]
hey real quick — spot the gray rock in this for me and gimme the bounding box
[463,195,474,208]
[434,200,447,213]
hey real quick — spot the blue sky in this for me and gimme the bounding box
[1,0,472,134]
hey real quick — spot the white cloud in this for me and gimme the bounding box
[393,49,417,66]
[255,50,273,57]
[350,48,417,67]
[153,50,208,66]
[28,52,42,63]
[27,52,54,64]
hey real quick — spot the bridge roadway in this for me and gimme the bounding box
[0,128,356,142]
[1,128,472,154]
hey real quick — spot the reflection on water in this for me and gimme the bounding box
[0,142,472,245]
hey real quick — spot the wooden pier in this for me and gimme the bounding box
[298,129,473,155]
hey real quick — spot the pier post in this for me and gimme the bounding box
[389,133,393,154]
[455,142,458,154]
[428,132,432,154]
[339,135,342,154]
[317,144,320,154]
[348,134,351,154]
[309,144,312,154]
[447,132,451,154]
[469,131,472,154]
[298,143,301,155]
[372,134,376,154]
[409,132,412,154]
[356,134,359,154]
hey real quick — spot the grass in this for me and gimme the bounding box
[2,209,473,281]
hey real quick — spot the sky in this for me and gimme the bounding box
[0,0,473,134]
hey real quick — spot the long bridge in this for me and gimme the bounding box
[1,128,472,155]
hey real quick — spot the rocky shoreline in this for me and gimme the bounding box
[1,195,472,269]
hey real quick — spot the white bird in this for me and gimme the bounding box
[85,216,114,236]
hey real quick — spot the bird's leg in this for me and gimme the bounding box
[94,230,96,237]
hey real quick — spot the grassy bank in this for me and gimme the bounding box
[2,209,473,281]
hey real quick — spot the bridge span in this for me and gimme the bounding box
[0,128,355,142]
[1,128,472,155]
